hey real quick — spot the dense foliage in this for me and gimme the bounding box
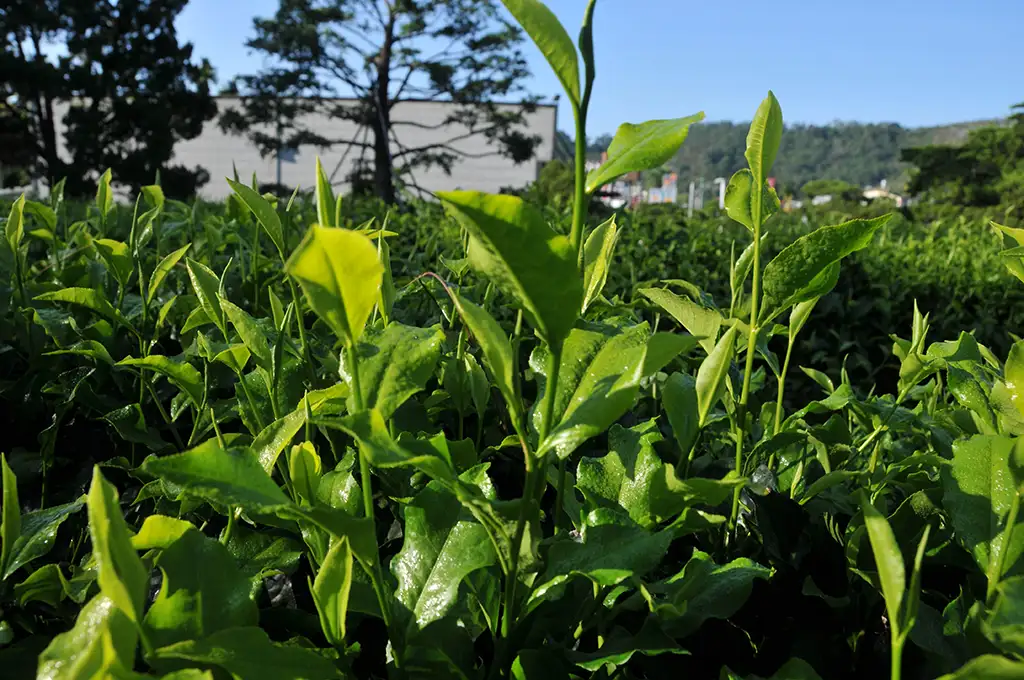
[3,2,1024,679]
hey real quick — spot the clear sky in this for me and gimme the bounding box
[176,0,1023,136]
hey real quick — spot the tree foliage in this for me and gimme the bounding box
[902,103,1024,206]
[220,0,544,204]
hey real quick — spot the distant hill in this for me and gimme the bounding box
[566,118,1006,196]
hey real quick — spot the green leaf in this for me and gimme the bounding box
[131,515,194,551]
[288,442,321,505]
[251,409,306,475]
[649,470,746,520]
[438,191,581,349]
[858,490,906,636]
[652,550,772,638]
[151,626,342,679]
[1,454,19,577]
[745,92,784,186]
[312,536,353,647]
[724,168,781,233]
[4,499,84,578]
[186,258,227,338]
[103,404,168,452]
[581,216,618,314]
[5,194,25,252]
[118,355,204,408]
[227,178,285,257]
[586,114,705,194]
[148,244,191,305]
[314,157,335,228]
[567,619,685,671]
[37,594,138,680]
[14,563,70,607]
[942,435,1024,578]
[500,0,580,106]
[93,239,133,287]
[88,468,148,623]
[221,299,273,372]
[789,297,820,338]
[451,294,522,431]
[759,216,892,324]
[533,322,649,459]
[392,466,496,630]
[578,0,597,102]
[142,439,292,513]
[35,287,129,330]
[532,521,673,604]
[576,419,666,527]
[340,323,445,420]
[1005,342,1024,421]
[639,287,720,354]
[96,168,114,217]
[144,527,258,648]
[696,325,739,426]
[984,576,1024,658]
[377,230,396,323]
[285,225,383,347]
[936,655,1024,679]
[663,372,700,459]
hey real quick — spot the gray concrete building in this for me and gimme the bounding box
[170,97,557,199]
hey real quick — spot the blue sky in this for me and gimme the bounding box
[176,0,1023,135]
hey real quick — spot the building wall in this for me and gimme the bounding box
[49,97,556,199]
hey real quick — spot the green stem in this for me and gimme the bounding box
[988,491,1021,602]
[287,278,315,386]
[730,220,762,529]
[554,458,567,535]
[773,337,795,437]
[570,109,588,271]
[235,368,266,433]
[891,638,903,680]
[146,381,185,450]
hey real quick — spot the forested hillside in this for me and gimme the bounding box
[565,118,1004,194]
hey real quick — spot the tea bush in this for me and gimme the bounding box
[3,2,1024,679]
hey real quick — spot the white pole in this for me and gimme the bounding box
[688,181,695,217]
[715,177,726,209]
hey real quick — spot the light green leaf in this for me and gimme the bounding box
[142,439,292,513]
[314,157,335,228]
[285,225,383,347]
[144,528,258,648]
[533,322,649,460]
[500,0,580,106]
[567,619,685,671]
[745,92,784,186]
[37,594,138,680]
[186,258,227,338]
[150,626,342,679]
[96,169,114,217]
[581,216,618,314]
[148,244,191,304]
[858,490,905,635]
[724,168,780,233]
[6,194,25,252]
[984,576,1024,659]
[14,563,70,607]
[118,355,204,408]
[1,454,19,578]
[131,515,195,551]
[251,409,306,475]
[392,466,496,631]
[639,287,720,354]
[438,191,581,349]
[936,655,1024,679]
[789,297,820,338]
[759,215,891,324]
[312,536,353,647]
[586,114,705,194]
[181,306,212,334]
[451,294,522,431]
[92,239,133,287]
[288,442,321,505]
[221,299,272,371]
[941,435,1024,579]
[88,468,148,623]
[340,323,445,420]
[35,287,130,330]
[1005,341,1024,421]
[695,325,738,427]
[227,177,285,257]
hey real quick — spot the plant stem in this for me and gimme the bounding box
[890,639,902,680]
[988,490,1021,602]
[287,278,315,386]
[554,458,567,534]
[235,368,266,433]
[570,110,588,271]
[773,337,796,437]
[731,219,762,529]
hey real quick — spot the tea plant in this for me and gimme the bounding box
[2,1,1024,679]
